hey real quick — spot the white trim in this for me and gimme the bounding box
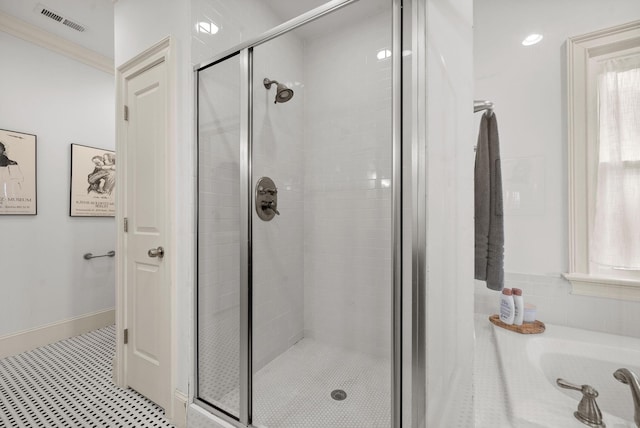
[171,390,188,428]
[115,35,176,419]
[563,273,640,301]
[0,308,115,359]
[0,10,113,75]
[566,20,640,300]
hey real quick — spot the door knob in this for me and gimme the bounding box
[148,246,165,258]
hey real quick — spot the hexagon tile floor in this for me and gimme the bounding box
[0,325,174,428]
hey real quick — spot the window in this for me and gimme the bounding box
[566,20,640,301]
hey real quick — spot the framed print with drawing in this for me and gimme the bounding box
[70,144,115,217]
[0,128,37,215]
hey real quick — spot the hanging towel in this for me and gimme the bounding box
[474,112,504,291]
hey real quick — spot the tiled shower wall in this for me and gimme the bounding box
[194,0,307,376]
[302,10,392,358]
[194,0,393,375]
[251,34,306,371]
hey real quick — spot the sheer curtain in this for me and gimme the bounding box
[590,56,640,269]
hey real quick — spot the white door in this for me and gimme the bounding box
[124,58,171,410]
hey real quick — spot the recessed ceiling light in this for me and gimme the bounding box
[197,21,219,35]
[522,33,543,46]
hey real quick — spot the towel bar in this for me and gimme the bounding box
[83,250,115,260]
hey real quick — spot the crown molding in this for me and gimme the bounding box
[0,10,114,75]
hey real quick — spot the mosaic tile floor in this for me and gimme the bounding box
[251,338,391,428]
[0,325,173,428]
[198,320,392,428]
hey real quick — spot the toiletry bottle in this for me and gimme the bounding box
[499,288,515,325]
[512,288,524,326]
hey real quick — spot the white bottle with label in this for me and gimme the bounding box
[499,288,515,325]
[512,288,524,326]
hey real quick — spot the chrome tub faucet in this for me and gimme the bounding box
[614,368,640,427]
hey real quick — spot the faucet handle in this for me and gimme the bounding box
[556,379,605,427]
[557,378,584,392]
[557,379,598,396]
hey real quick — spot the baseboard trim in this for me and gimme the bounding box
[172,390,188,428]
[0,308,115,358]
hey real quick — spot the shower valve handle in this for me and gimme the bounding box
[258,186,278,195]
[262,200,280,215]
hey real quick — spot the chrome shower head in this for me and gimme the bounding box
[263,78,294,104]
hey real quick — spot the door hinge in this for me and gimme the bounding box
[124,105,129,121]
[124,217,128,232]
[124,328,128,344]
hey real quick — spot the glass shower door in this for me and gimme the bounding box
[196,1,400,426]
[250,1,393,426]
[197,53,242,419]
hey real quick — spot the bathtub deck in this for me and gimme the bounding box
[474,314,512,427]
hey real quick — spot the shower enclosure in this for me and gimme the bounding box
[195,1,406,426]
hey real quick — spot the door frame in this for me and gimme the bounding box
[115,36,178,421]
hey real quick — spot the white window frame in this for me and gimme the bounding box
[565,20,640,301]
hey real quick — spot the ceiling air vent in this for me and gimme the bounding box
[40,8,63,22]
[35,4,87,33]
[62,19,85,32]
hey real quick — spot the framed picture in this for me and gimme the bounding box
[0,129,37,215]
[70,144,115,217]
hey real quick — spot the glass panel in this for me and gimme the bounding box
[251,1,392,426]
[197,54,241,418]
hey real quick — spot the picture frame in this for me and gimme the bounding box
[0,128,37,215]
[70,144,115,217]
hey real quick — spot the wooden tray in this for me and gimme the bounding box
[489,314,545,334]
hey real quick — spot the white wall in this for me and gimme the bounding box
[475,0,640,275]
[474,0,640,337]
[0,31,115,337]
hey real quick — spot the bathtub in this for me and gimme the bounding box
[492,320,640,427]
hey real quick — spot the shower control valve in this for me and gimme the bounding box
[255,177,279,221]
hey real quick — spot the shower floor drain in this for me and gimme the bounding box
[331,389,347,401]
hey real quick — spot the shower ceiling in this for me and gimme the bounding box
[265,0,389,39]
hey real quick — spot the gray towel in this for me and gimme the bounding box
[474,112,504,290]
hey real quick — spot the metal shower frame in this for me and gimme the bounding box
[193,0,421,426]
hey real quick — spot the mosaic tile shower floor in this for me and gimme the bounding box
[200,337,391,428]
